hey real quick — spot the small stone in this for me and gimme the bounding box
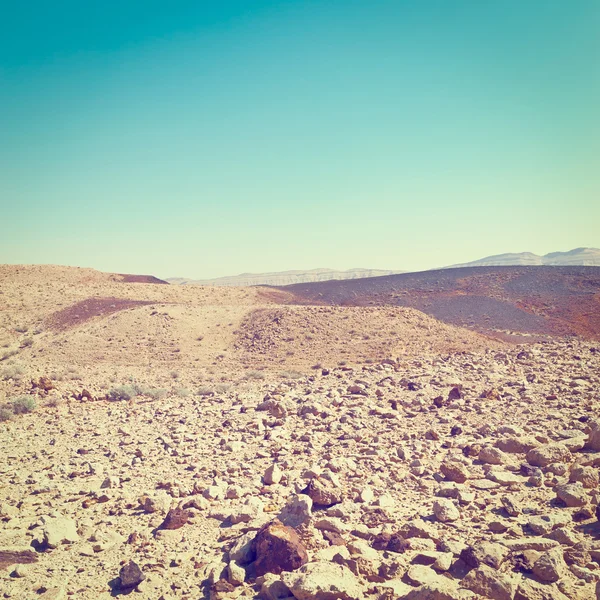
[532,547,567,583]
[461,564,518,600]
[41,516,79,549]
[359,486,374,503]
[433,498,460,522]
[159,508,190,530]
[526,444,571,468]
[555,483,588,507]
[278,495,312,528]
[440,459,469,483]
[264,463,283,485]
[119,560,145,590]
[305,477,343,506]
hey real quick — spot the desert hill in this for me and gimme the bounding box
[167,268,404,287]
[445,247,600,268]
[280,265,600,340]
[1,264,600,599]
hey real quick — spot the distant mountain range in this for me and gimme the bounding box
[167,248,600,286]
[445,247,600,268]
[166,268,405,287]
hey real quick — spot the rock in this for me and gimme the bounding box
[440,460,469,483]
[264,463,283,485]
[227,561,246,586]
[41,516,79,548]
[461,564,518,600]
[305,477,343,506]
[569,464,599,488]
[515,578,570,600]
[159,507,190,530]
[526,513,570,535]
[119,560,145,590]
[100,476,120,489]
[359,486,374,503]
[229,531,256,565]
[586,419,600,451]
[433,499,460,522]
[532,547,567,583]
[279,494,313,528]
[501,537,559,552]
[260,573,293,600]
[501,495,521,517]
[461,541,509,569]
[526,444,571,468]
[555,483,588,507]
[479,445,512,466]
[0,547,38,569]
[497,436,540,454]
[371,532,410,553]
[253,519,308,576]
[281,561,363,600]
[141,494,171,514]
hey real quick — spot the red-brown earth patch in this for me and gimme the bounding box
[45,297,156,331]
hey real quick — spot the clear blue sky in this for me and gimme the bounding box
[1,1,598,278]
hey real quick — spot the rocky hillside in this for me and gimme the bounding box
[167,268,404,287]
[1,337,599,599]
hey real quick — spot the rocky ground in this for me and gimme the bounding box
[1,266,600,599]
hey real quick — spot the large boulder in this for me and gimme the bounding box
[526,444,571,468]
[253,519,308,577]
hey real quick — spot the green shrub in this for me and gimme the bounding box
[0,407,13,422]
[175,388,190,397]
[142,387,167,400]
[10,395,37,414]
[242,370,266,381]
[107,384,141,401]
[1,365,24,381]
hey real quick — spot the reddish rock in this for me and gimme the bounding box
[305,477,343,506]
[160,508,190,530]
[252,519,308,576]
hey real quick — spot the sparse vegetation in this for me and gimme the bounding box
[174,387,190,397]
[242,370,266,381]
[107,384,142,401]
[197,386,214,397]
[0,349,19,362]
[21,337,34,347]
[0,408,13,422]
[10,395,37,414]
[1,364,24,381]
[142,387,167,400]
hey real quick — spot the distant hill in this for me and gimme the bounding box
[445,247,600,268]
[279,265,600,340]
[166,268,405,287]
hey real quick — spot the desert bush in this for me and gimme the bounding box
[242,370,266,381]
[142,387,167,400]
[107,384,142,401]
[21,338,34,348]
[170,370,179,379]
[280,370,304,380]
[0,407,13,422]
[174,388,190,397]
[1,364,24,381]
[0,349,19,362]
[14,325,28,333]
[197,387,214,397]
[214,383,231,394]
[10,395,37,414]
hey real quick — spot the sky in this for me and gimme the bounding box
[1,1,599,278]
